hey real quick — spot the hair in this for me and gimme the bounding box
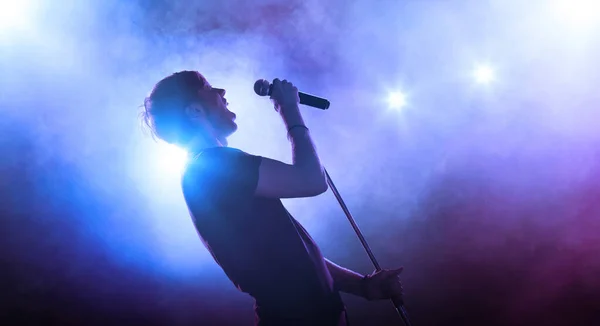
[141,71,207,146]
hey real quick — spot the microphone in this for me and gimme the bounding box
[254,79,331,110]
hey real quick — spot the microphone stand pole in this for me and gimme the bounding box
[324,168,412,326]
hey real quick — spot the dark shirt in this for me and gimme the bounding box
[181,147,346,325]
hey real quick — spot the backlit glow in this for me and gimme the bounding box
[387,91,407,110]
[156,142,189,175]
[473,64,495,85]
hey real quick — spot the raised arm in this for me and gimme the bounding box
[255,78,328,198]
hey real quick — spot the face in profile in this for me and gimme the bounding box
[194,72,237,140]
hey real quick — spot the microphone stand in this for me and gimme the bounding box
[324,168,412,326]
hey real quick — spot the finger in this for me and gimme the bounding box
[388,282,404,299]
[380,267,403,279]
[283,80,295,89]
[271,78,281,91]
[388,267,404,276]
[270,79,281,99]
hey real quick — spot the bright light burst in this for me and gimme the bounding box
[0,0,34,32]
[387,91,407,110]
[156,142,189,175]
[473,64,495,85]
[552,0,599,30]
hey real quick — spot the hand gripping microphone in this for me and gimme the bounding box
[254,79,331,110]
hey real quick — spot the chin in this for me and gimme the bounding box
[220,122,237,139]
[228,121,238,133]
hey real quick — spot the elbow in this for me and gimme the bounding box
[310,173,328,196]
[313,182,328,196]
[296,167,328,197]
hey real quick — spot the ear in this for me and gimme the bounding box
[184,103,206,122]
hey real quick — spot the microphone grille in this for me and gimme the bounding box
[253,79,270,96]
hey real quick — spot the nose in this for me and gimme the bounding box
[216,88,226,96]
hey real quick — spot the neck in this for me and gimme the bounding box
[186,134,225,154]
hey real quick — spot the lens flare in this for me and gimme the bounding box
[387,91,407,110]
[473,64,495,85]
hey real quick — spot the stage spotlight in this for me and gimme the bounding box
[156,142,188,175]
[553,0,599,30]
[473,64,495,85]
[0,0,33,31]
[387,91,407,110]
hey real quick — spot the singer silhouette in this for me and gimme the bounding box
[141,71,404,326]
